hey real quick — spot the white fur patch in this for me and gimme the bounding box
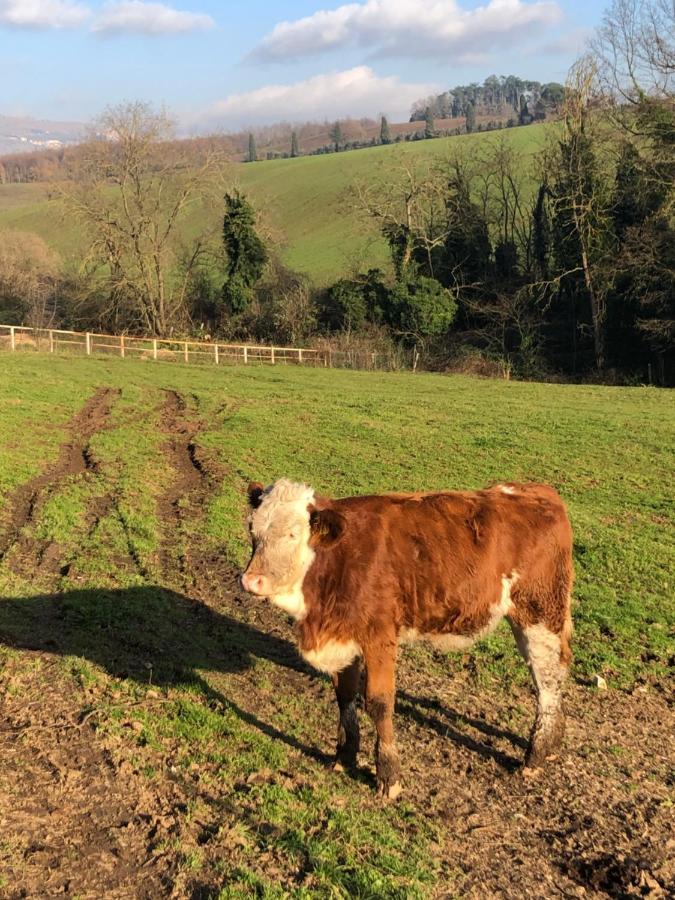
[498,484,516,494]
[399,571,519,651]
[248,479,317,620]
[302,639,361,674]
[520,623,566,706]
[270,590,307,619]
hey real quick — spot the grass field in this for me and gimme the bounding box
[0,353,673,898]
[0,124,550,285]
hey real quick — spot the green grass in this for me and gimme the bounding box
[0,124,550,285]
[0,352,672,895]
[0,353,673,681]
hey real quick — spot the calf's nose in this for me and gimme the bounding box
[241,572,269,596]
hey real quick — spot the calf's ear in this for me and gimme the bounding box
[308,506,345,548]
[247,482,264,509]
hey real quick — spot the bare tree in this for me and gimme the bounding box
[547,58,616,370]
[60,102,229,336]
[593,0,674,104]
[352,155,452,279]
[0,229,62,330]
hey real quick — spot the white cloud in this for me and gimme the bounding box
[93,1,214,35]
[195,66,438,130]
[250,0,563,63]
[0,0,90,28]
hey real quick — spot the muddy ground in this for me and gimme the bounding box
[0,388,672,899]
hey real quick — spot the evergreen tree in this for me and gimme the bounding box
[424,107,435,139]
[380,115,392,145]
[290,131,299,158]
[330,121,344,152]
[247,133,257,163]
[465,101,476,134]
[518,95,530,125]
[221,192,267,314]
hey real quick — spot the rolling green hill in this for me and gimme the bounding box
[0,124,550,285]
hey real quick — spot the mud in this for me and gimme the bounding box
[0,387,120,582]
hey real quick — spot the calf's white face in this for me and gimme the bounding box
[241,479,317,618]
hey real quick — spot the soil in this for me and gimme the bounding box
[1,389,673,899]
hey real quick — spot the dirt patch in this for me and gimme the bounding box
[156,389,228,588]
[0,387,120,582]
[0,653,177,899]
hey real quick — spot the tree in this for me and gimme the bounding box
[247,133,257,162]
[548,59,615,370]
[222,192,268,315]
[465,101,476,134]
[380,115,392,145]
[330,121,344,152]
[387,276,457,341]
[60,102,227,336]
[424,107,435,139]
[290,131,299,158]
[0,229,62,329]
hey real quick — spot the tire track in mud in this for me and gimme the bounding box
[0,387,120,582]
[156,389,225,589]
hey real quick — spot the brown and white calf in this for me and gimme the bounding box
[241,479,574,798]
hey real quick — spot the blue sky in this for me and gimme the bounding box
[0,0,606,130]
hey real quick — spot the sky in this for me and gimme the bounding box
[0,0,607,131]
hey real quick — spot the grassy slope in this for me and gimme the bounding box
[0,353,673,896]
[0,124,549,285]
[1,353,672,683]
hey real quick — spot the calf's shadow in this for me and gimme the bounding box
[0,585,525,772]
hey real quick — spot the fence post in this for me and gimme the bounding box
[49,330,54,353]
[120,335,125,358]
[243,346,248,365]
[271,347,275,365]
[9,326,15,351]
[298,348,303,364]
[184,341,189,363]
[85,332,91,356]
[153,339,158,361]
[214,343,219,365]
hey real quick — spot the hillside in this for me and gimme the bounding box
[0,114,84,156]
[0,123,550,285]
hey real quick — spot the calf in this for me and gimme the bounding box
[241,479,573,799]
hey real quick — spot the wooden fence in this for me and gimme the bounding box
[0,324,385,371]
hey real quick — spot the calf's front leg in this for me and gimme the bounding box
[331,657,361,770]
[364,642,401,799]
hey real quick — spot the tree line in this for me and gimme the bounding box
[0,0,672,383]
[410,75,565,122]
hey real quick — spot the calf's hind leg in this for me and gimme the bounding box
[331,657,361,770]
[509,620,570,767]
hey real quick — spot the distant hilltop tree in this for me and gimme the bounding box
[380,115,392,145]
[465,101,476,134]
[424,107,435,139]
[247,133,257,163]
[329,120,344,152]
[290,131,299,158]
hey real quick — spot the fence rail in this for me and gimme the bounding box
[0,324,384,371]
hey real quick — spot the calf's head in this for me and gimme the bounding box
[240,479,343,618]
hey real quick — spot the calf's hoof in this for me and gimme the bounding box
[376,743,402,800]
[332,753,357,773]
[525,714,565,768]
[377,778,403,801]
